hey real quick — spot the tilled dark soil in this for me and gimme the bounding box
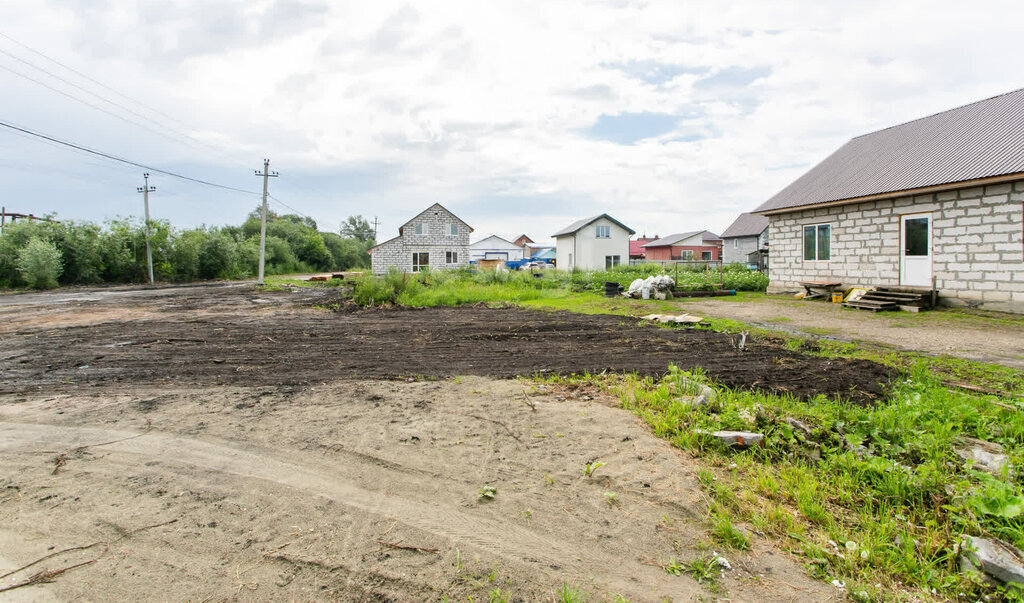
[0,285,892,403]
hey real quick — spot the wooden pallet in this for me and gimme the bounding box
[843,287,934,312]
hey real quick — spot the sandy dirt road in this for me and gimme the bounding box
[0,379,837,602]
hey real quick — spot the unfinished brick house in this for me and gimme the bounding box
[754,88,1024,312]
[368,203,472,274]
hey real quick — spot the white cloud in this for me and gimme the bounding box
[0,0,1021,240]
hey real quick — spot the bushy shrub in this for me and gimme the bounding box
[198,233,238,279]
[353,273,396,305]
[16,238,63,289]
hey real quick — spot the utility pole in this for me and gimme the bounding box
[254,158,278,285]
[136,174,156,284]
[372,216,380,243]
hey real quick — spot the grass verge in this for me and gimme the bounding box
[539,357,1024,600]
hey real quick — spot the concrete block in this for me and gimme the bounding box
[958,187,985,199]
[985,272,1012,281]
[937,191,958,201]
[970,281,997,291]
[961,217,983,226]
[993,203,1022,213]
[984,183,1013,196]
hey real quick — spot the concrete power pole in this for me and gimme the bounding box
[372,216,380,243]
[254,158,279,285]
[136,173,156,284]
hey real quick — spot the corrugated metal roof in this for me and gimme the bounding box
[754,88,1024,213]
[642,230,721,247]
[552,214,636,237]
[720,213,769,238]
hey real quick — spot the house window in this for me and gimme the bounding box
[605,255,621,269]
[412,252,429,272]
[733,239,738,248]
[449,224,458,236]
[803,224,831,261]
[595,225,610,238]
[701,251,712,260]
[414,223,425,235]
[446,251,458,264]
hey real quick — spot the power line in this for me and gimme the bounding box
[0,62,193,150]
[0,29,194,132]
[0,31,270,176]
[0,119,261,197]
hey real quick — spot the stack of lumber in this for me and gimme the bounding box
[843,287,933,312]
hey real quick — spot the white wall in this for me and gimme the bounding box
[555,217,631,270]
[468,236,525,262]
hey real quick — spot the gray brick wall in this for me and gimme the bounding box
[723,235,759,264]
[369,204,471,274]
[766,180,1024,312]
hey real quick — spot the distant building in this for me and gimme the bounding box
[469,235,525,263]
[553,214,635,270]
[641,231,722,261]
[721,213,769,267]
[629,237,657,260]
[368,203,472,274]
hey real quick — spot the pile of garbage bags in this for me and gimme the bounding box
[624,275,675,300]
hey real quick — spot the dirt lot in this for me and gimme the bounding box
[678,295,1024,369]
[0,284,886,601]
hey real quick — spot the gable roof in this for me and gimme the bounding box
[514,234,534,244]
[642,230,721,247]
[552,214,636,237]
[400,203,474,231]
[755,88,1024,214]
[720,213,769,238]
[629,237,655,256]
[469,234,519,248]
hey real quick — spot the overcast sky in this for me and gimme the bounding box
[1,1,1022,244]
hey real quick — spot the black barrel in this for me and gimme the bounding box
[604,281,622,297]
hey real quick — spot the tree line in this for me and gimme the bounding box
[0,209,376,288]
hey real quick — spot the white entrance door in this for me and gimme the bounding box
[900,213,932,287]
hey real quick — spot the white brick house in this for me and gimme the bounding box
[368,203,472,274]
[754,89,1024,313]
[553,214,634,271]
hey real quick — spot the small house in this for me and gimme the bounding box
[721,213,769,267]
[629,237,657,260]
[368,203,472,274]
[469,235,525,263]
[753,88,1024,312]
[552,214,634,270]
[641,231,722,261]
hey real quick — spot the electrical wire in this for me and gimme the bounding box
[0,119,261,197]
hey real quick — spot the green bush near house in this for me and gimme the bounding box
[16,238,62,289]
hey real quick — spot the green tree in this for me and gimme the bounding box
[16,238,63,289]
[198,232,238,279]
[340,215,375,244]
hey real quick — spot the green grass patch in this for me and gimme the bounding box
[600,360,1024,599]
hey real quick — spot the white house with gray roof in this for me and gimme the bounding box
[721,213,769,266]
[553,214,634,271]
[468,235,525,263]
[753,88,1024,312]
[368,203,472,274]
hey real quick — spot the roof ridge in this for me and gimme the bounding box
[852,87,1024,140]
